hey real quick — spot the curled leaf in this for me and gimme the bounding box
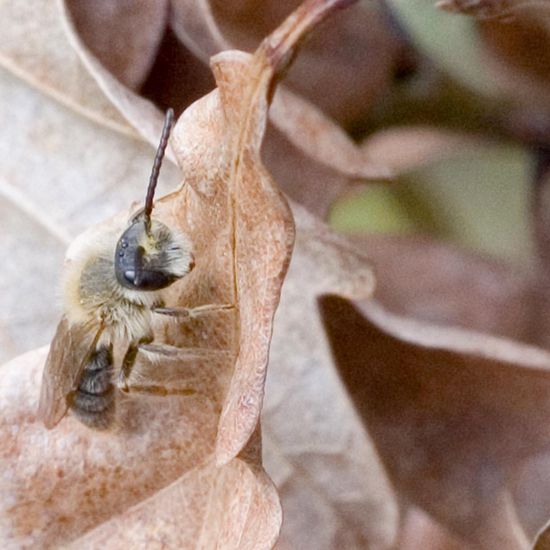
[1,1,383,547]
[169,0,368,465]
[170,0,394,188]
[65,0,169,89]
[263,204,398,549]
[320,296,550,549]
[59,0,172,158]
[173,0,401,125]
[270,88,391,180]
[0,0,136,136]
[0,349,281,548]
[360,126,483,174]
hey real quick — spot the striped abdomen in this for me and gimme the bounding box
[71,345,115,429]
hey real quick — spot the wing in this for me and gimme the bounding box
[38,316,103,429]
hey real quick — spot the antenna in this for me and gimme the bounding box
[143,108,175,225]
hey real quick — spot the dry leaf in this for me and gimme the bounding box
[436,0,550,21]
[0,0,179,158]
[397,507,473,550]
[320,158,550,547]
[7,0,550,547]
[165,40,298,462]
[263,204,398,549]
[174,0,401,126]
[170,0,392,191]
[42,0,389,219]
[261,126,360,219]
[0,1,396,547]
[434,0,550,114]
[0,0,136,137]
[0,348,281,549]
[478,13,550,112]
[64,0,169,90]
[512,452,550,543]
[59,0,173,157]
[360,127,484,174]
[269,88,391,180]
[355,235,535,342]
[320,295,550,549]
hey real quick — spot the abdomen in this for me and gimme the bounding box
[71,345,115,429]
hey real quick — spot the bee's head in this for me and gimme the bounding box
[114,108,193,291]
[115,215,193,291]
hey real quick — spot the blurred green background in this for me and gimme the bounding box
[330,0,537,268]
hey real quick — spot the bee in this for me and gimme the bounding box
[38,109,196,430]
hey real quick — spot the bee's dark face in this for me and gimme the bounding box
[115,218,193,291]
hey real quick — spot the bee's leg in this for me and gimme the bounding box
[117,342,231,394]
[118,336,153,392]
[117,343,232,396]
[121,383,197,397]
[138,343,232,361]
[152,304,235,319]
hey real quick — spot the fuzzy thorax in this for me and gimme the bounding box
[62,221,192,343]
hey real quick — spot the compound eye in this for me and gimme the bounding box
[114,220,179,291]
[115,222,147,289]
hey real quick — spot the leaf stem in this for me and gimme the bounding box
[257,0,358,77]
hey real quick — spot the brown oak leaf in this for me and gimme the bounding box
[0,1,392,548]
[320,295,549,549]
[171,0,402,126]
[317,223,550,548]
[0,0,137,137]
[263,203,398,548]
[434,0,550,134]
[65,0,169,90]
[169,0,393,215]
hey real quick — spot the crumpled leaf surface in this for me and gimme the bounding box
[263,204,398,549]
[170,0,393,213]
[1,0,348,545]
[1,347,280,549]
[0,1,406,548]
[167,43,297,463]
[0,0,136,137]
[65,0,169,90]
[316,228,550,549]
[172,0,401,126]
[5,0,550,548]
